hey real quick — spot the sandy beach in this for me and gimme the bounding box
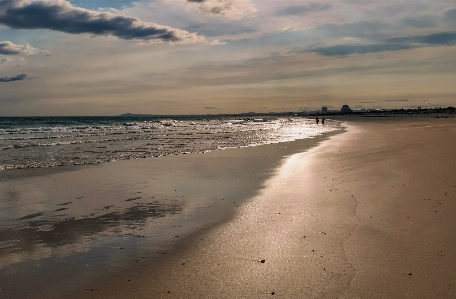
[1,117,456,298]
[0,122,340,298]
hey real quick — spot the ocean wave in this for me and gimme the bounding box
[0,117,341,171]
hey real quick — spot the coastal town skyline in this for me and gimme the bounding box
[1,0,456,116]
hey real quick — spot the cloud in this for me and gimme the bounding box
[388,32,456,45]
[342,37,359,41]
[0,73,27,82]
[209,39,226,45]
[276,3,331,16]
[402,16,436,28]
[0,56,27,65]
[185,20,257,38]
[444,8,456,23]
[186,0,257,18]
[282,26,314,32]
[0,0,204,43]
[310,43,416,56]
[0,40,40,55]
[320,21,391,40]
[308,31,456,56]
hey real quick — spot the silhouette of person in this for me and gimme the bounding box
[316,117,319,125]
[322,117,325,125]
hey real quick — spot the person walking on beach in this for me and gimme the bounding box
[316,117,319,125]
[322,117,325,125]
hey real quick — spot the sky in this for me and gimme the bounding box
[0,0,455,116]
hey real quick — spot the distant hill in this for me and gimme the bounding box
[118,113,153,117]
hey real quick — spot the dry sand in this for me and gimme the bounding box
[61,116,456,299]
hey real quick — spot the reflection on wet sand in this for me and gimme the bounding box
[0,201,182,266]
[0,201,181,260]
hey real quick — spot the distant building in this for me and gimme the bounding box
[322,107,328,114]
[341,105,352,113]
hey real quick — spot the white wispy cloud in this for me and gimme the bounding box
[0,56,27,66]
[342,37,359,41]
[209,39,226,45]
[281,27,314,32]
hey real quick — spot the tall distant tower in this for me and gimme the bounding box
[341,105,352,113]
[322,107,328,114]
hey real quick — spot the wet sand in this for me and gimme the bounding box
[62,116,456,299]
[0,125,341,298]
[2,117,456,298]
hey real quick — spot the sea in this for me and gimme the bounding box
[0,115,339,171]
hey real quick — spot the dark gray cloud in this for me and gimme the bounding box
[402,16,436,28]
[444,8,456,22]
[311,43,416,56]
[0,73,27,82]
[0,0,203,43]
[309,31,456,56]
[276,3,331,16]
[388,32,456,45]
[0,40,38,55]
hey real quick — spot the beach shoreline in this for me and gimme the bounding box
[0,125,344,299]
[2,116,456,298]
[63,116,456,299]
